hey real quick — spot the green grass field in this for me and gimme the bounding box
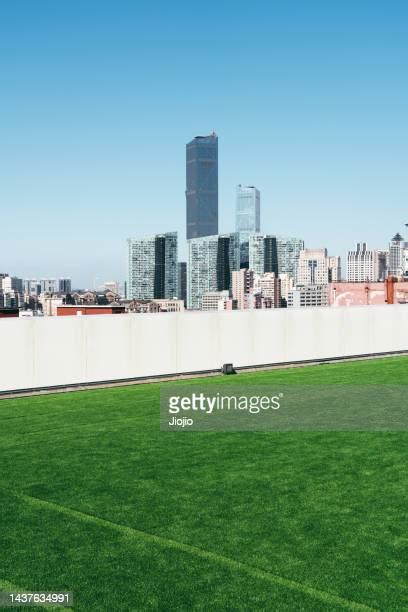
[1,356,407,611]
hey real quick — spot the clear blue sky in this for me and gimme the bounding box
[1,1,407,287]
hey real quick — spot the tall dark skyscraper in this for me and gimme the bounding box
[177,261,187,307]
[186,132,218,240]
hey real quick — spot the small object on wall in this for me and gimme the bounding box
[221,363,235,375]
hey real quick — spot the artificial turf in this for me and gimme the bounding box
[0,356,407,610]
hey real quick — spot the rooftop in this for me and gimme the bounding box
[0,356,406,609]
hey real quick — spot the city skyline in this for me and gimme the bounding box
[1,2,408,286]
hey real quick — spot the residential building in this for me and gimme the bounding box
[253,272,281,308]
[127,232,177,300]
[40,279,57,294]
[58,278,72,293]
[288,285,328,308]
[103,281,118,294]
[125,299,182,313]
[201,290,230,311]
[219,298,238,310]
[378,251,388,280]
[1,276,23,294]
[177,262,187,307]
[40,296,64,316]
[276,237,305,282]
[188,233,240,309]
[328,256,341,282]
[186,133,218,239]
[279,273,294,307]
[249,234,278,275]
[0,275,23,309]
[150,299,184,312]
[0,291,19,309]
[235,185,260,267]
[298,249,341,285]
[24,279,41,295]
[388,233,407,277]
[347,243,380,282]
[232,269,254,309]
[22,278,71,295]
[71,291,97,305]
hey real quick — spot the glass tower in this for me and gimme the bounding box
[235,185,260,268]
[127,232,177,300]
[249,234,279,275]
[186,133,218,240]
[276,236,305,282]
[187,233,240,309]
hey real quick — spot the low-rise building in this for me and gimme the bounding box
[329,279,408,306]
[40,296,64,316]
[57,305,126,316]
[288,285,328,308]
[150,299,184,312]
[201,291,230,311]
[125,299,184,313]
[0,307,19,318]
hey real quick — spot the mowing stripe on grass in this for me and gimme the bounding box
[0,413,154,450]
[0,394,157,422]
[16,492,376,612]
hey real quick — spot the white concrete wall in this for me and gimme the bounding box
[1,305,407,392]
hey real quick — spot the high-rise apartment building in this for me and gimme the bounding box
[404,247,408,278]
[253,272,281,308]
[279,273,294,306]
[127,232,177,300]
[187,233,239,309]
[23,278,71,295]
[377,251,388,281]
[276,237,305,282]
[58,278,72,293]
[249,234,279,275]
[388,233,407,277]
[231,269,254,309]
[0,275,23,309]
[328,256,341,282]
[1,276,23,294]
[186,133,218,240]
[235,185,260,267]
[24,280,41,295]
[298,249,341,285]
[40,279,57,294]
[347,243,381,282]
[177,262,187,307]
